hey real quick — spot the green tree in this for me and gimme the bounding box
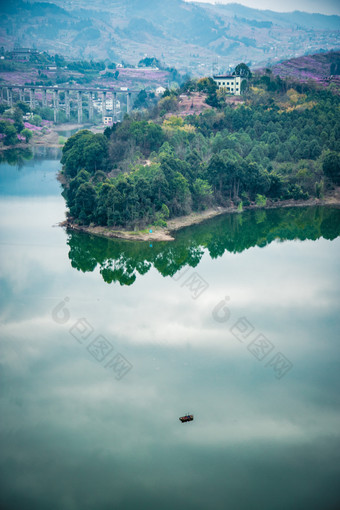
[323,151,340,184]
[158,95,177,115]
[61,130,102,178]
[0,120,7,134]
[65,169,91,211]
[13,107,24,133]
[84,139,107,173]
[16,101,30,114]
[197,77,218,94]
[255,194,267,207]
[133,90,148,109]
[74,182,97,224]
[234,63,252,78]
[4,125,18,146]
[240,79,248,94]
[192,178,213,209]
[31,115,42,127]
[21,128,33,143]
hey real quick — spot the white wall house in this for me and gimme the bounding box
[213,75,244,95]
[156,86,166,96]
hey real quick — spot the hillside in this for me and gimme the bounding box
[0,0,339,74]
[0,60,172,91]
[59,75,340,235]
[268,51,340,89]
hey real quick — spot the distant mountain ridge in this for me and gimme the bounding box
[209,3,340,30]
[0,0,339,72]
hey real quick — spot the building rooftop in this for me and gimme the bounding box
[213,75,235,79]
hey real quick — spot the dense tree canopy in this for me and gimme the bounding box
[234,63,252,78]
[323,151,340,184]
[61,82,340,228]
[0,102,29,146]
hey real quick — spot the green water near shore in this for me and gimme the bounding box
[0,154,340,510]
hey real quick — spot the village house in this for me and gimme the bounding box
[212,75,245,95]
[103,116,113,125]
[155,86,166,96]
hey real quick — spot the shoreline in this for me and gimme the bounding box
[0,123,102,152]
[0,142,30,152]
[61,187,340,242]
[32,123,103,147]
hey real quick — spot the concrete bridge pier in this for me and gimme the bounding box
[127,92,131,114]
[53,90,59,123]
[113,92,117,121]
[102,91,107,121]
[0,85,138,124]
[65,90,70,121]
[77,91,82,124]
[89,92,93,122]
[29,89,35,111]
[7,88,13,107]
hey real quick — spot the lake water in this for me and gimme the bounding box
[1,152,340,510]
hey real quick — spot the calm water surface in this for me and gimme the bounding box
[0,152,340,510]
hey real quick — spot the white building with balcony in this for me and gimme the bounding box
[213,75,245,95]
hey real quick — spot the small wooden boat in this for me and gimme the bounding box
[179,414,194,423]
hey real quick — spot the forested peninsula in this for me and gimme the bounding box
[60,75,340,240]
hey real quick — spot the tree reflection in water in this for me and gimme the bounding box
[66,206,340,286]
[0,148,33,167]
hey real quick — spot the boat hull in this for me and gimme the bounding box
[179,414,194,423]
